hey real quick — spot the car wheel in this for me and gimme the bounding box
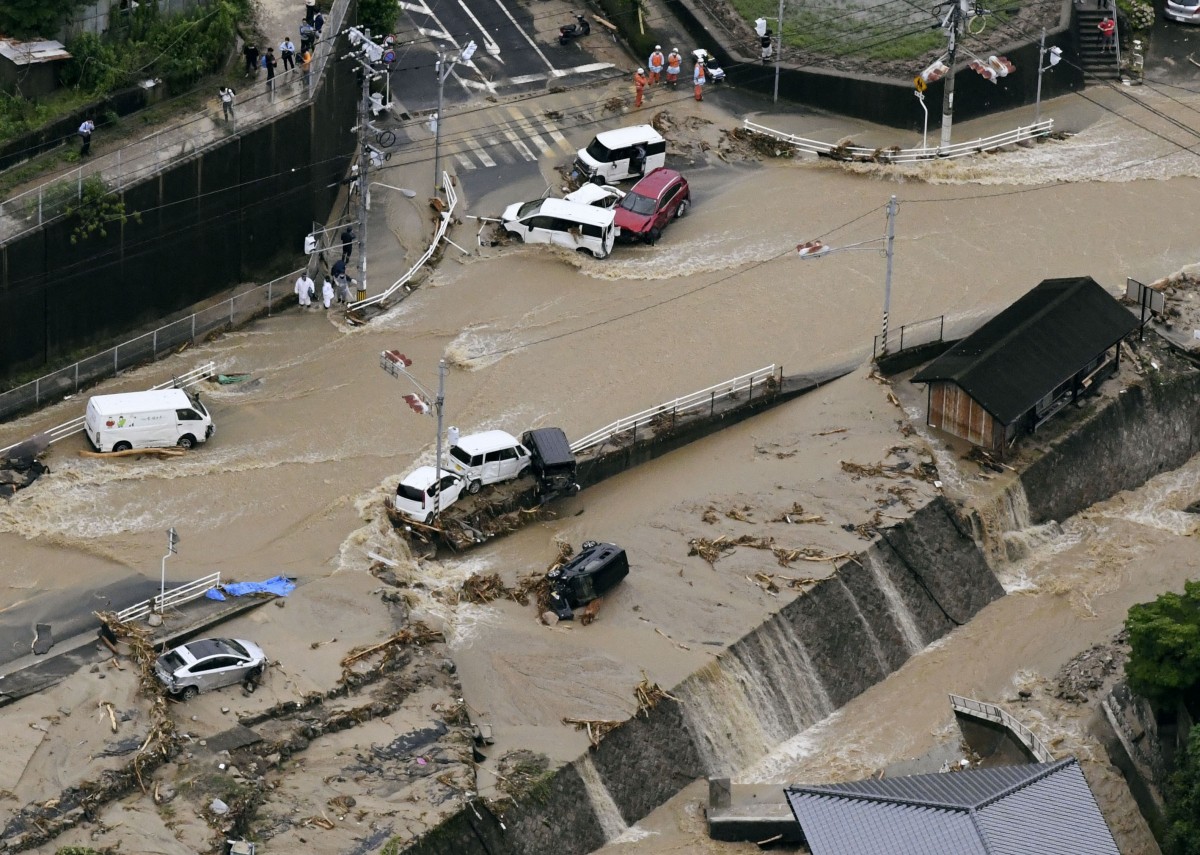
[645,227,661,245]
[112,442,132,453]
[468,479,481,494]
[181,685,199,701]
[177,434,196,450]
[592,247,609,259]
[590,175,604,186]
[676,198,690,218]
[505,229,522,242]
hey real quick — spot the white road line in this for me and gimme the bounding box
[505,108,553,156]
[486,136,516,164]
[489,0,559,74]
[466,137,498,167]
[561,62,616,75]
[418,26,453,41]
[453,152,478,170]
[502,127,537,161]
[506,72,548,85]
[539,118,573,155]
[399,0,431,12]
[457,0,504,63]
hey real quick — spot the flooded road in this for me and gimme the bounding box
[3,78,1200,853]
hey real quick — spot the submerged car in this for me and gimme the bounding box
[613,168,690,245]
[563,183,625,209]
[155,637,267,700]
[394,466,465,523]
[547,541,629,620]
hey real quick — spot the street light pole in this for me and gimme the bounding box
[1034,29,1062,125]
[380,351,450,521]
[433,359,446,518]
[773,0,784,103]
[160,527,178,617]
[433,41,476,192]
[939,0,968,152]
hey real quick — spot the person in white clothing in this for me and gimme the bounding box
[295,273,314,307]
[321,277,334,309]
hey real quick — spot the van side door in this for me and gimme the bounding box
[525,215,557,246]
[483,449,503,484]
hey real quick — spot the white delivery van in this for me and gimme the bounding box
[571,125,667,185]
[502,198,617,259]
[446,430,530,493]
[85,388,214,453]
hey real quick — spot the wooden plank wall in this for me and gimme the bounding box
[929,382,1000,451]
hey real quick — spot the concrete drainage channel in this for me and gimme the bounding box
[397,363,1200,855]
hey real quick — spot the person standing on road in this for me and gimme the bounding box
[219,86,236,121]
[321,276,334,309]
[264,47,277,94]
[693,60,706,101]
[243,42,259,77]
[280,37,296,72]
[314,9,325,36]
[665,48,681,88]
[299,21,315,55]
[634,67,647,108]
[340,226,356,264]
[295,272,314,308]
[647,46,664,86]
[305,0,317,24]
[78,118,95,156]
[301,47,313,87]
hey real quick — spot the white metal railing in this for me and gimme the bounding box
[743,118,1055,163]
[0,0,350,246]
[116,571,221,623]
[949,693,1055,763]
[347,172,458,312]
[570,365,778,454]
[0,361,214,458]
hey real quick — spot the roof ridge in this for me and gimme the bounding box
[788,786,973,812]
[975,757,1077,809]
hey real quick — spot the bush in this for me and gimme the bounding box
[358,0,397,35]
[1118,0,1155,30]
[1125,580,1200,709]
[1164,726,1200,855]
[64,176,142,243]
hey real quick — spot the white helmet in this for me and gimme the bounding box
[655,44,661,50]
[637,67,645,74]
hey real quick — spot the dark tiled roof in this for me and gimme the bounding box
[786,758,1120,855]
[911,277,1138,425]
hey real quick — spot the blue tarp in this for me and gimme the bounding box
[204,575,296,601]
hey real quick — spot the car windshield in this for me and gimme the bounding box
[160,651,185,671]
[450,446,472,465]
[516,199,542,218]
[585,139,612,161]
[397,482,425,502]
[219,639,249,657]
[619,192,657,216]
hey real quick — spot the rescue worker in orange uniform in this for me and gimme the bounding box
[634,67,648,107]
[693,60,705,101]
[647,45,665,86]
[665,47,682,88]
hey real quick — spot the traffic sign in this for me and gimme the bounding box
[914,76,927,93]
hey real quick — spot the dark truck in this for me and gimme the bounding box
[521,427,579,500]
[548,541,629,620]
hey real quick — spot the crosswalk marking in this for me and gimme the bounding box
[502,127,537,161]
[439,95,610,172]
[465,137,497,167]
[485,136,514,164]
[504,109,552,156]
[453,152,477,170]
[538,118,573,155]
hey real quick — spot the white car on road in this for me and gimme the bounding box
[394,466,465,523]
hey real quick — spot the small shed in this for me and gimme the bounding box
[785,757,1120,855]
[0,39,71,99]
[911,276,1138,453]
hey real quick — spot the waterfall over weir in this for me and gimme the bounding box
[676,614,832,777]
[576,755,629,842]
[836,576,890,678]
[862,552,925,655]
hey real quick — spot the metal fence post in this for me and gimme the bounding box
[114,344,119,373]
[230,297,235,326]
[268,280,273,316]
[38,188,43,225]
[710,391,715,416]
[191,314,196,343]
[153,329,157,356]
[75,361,79,393]
[78,168,83,200]
[939,314,944,342]
[35,378,40,407]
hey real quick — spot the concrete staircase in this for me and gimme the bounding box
[1076,5,1121,80]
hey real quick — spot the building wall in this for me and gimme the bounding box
[929,381,1000,451]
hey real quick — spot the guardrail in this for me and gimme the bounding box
[743,118,1054,163]
[873,315,946,360]
[0,2,349,246]
[0,267,304,425]
[949,693,1055,763]
[0,361,215,458]
[116,571,222,623]
[570,365,779,454]
[347,172,458,313]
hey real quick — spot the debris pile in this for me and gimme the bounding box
[688,534,850,568]
[634,674,676,717]
[562,716,621,748]
[719,126,796,160]
[1,433,50,498]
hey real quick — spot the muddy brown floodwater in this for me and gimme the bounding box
[3,79,1200,853]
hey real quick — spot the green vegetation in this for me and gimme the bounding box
[62,0,250,95]
[727,0,1022,62]
[1117,0,1156,31]
[1125,580,1200,709]
[359,0,399,35]
[64,176,141,244]
[0,0,89,40]
[1165,726,1200,855]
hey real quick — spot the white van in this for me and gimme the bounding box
[572,125,667,185]
[85,388,214,453]
[446,430,530,493]
[502,198,617,259]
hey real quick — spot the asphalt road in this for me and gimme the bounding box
[1145,11,1200,83]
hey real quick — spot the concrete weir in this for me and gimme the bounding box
[399,358,1200,855]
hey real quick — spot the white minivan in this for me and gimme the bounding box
[446,430,530,493]
[571,125,667,185]
[85,388,214,453]
[502,198,617,259]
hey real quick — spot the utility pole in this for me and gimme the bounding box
[774,0,784,103]
[433,41,476,192]
[345,28,387,298]
[881,195,897,355]
[939,0,969,152]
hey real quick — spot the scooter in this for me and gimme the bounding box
[559,13,590,45]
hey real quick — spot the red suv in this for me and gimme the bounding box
[614,168,690,244]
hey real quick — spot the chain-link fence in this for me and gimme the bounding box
[0,267,304,423]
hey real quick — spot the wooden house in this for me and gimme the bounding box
[911,277,1138,453]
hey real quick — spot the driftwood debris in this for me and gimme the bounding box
[100,701,118,734]
[342,623,443,667]
[769,502,825,525]
[635,673,677,717]
[562,717,621,748]
[78,447,185,459]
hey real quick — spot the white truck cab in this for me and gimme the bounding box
[446,430,530,493]
[85,388,214,453]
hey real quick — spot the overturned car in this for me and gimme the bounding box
[547,541,629,620]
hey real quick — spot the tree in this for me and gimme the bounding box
[1164,726,1200,855]
[65,177,141,244]
[1125,580,1200,709]
[0,0,88,39]
[358,0,397,37]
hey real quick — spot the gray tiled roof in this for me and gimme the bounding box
[786,758,1120,855]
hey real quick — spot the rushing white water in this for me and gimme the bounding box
[862,552,925,654]
[577,755,629,842]
[836,576,891,677]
